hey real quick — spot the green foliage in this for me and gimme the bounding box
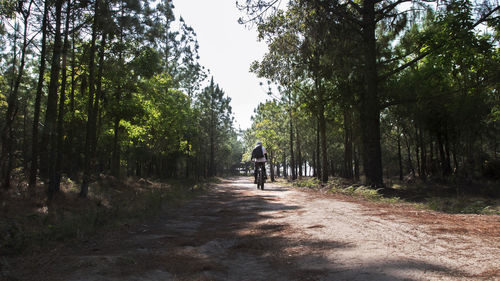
[0,0,243,201]
[193,78,239,176]
[328,185,387,201]
[250,100,287,158]
[0,91,6,108]
[0,70,6,112]
[0,0,16,21]
[243,0,499,188]
[290,177,498,215]
[293,177,321,188]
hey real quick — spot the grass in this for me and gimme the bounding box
[0,175,211,256]
[290,177,500,215]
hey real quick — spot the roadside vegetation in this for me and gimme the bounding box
[240,1,499,217]
[288,177,500,215]
[0,176,210,256]
[0,0,242,202]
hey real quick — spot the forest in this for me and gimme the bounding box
[240,0,500,192]
[0,0,499,202]
[0,0,242,201]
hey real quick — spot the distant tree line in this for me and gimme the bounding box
[0,0,242,200]
[240,0,499,187]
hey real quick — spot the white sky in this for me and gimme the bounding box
[173,0,271,130]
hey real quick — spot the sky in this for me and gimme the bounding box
[173,0,272,131]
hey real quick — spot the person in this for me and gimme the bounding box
[251,141,268,184]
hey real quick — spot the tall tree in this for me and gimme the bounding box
[29,0,49,193]
[44,0,64,199]
[54,0,73,191]
[195,78,234,177]
[80,0,102,197]
[1,0,33,189]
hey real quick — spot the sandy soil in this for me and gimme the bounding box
[3,177,500,281]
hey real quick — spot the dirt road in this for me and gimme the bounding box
[6,178,500,281]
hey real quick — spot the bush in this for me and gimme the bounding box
[293,178,321,188]
[329,185,390,201]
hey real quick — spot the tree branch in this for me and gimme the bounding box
[377,0,412,15]
[380,49,432,80]
[237,0,281,24]
[380,5,499,81]
[381,75,499,109]
[473,5,499,28]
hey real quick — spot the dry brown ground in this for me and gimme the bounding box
[2,177,499,281]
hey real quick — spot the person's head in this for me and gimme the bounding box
[256,141,262,146]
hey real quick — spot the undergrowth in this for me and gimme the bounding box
[426,197,499,215]
[0,176,210,256]
[329,185,402,204]
[291,177,500,215]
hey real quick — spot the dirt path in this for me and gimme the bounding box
[5,177,500,281]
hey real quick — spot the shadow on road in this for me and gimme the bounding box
[135,178,465,281]
[8,177,469,281]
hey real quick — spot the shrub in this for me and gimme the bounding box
[293,178,321,188]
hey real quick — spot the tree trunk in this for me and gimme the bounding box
[53,0,72,193]
[22,103,29,173]
[1,4,32,189]
[316,118,321,180]
[2,3,34,189]
[296,124,302,178]
[66,9,77,178]
[270,150,275,182]
[444,131,452,175]
[91,31,107,168]
[111,8,126,178]
[343,108,353,178]
[45,0,64,200]
[437,133,450,176]
[282,152,287,178]
[360,0,383,187]
[111,116,120,177]
[80,0,100,197]
[209,111,215,177]
[405,134,415,178]
[1,20,18,190]
[452,145,459,174]
[312,149,317,177]
[289,106,296,180]
[29,1,49,193]
[429,140,436,175]
[354,144,360,181]
[318,105,328,183]
[419,127,426,179]
[415,127,421,177]
[397,130,403,181]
